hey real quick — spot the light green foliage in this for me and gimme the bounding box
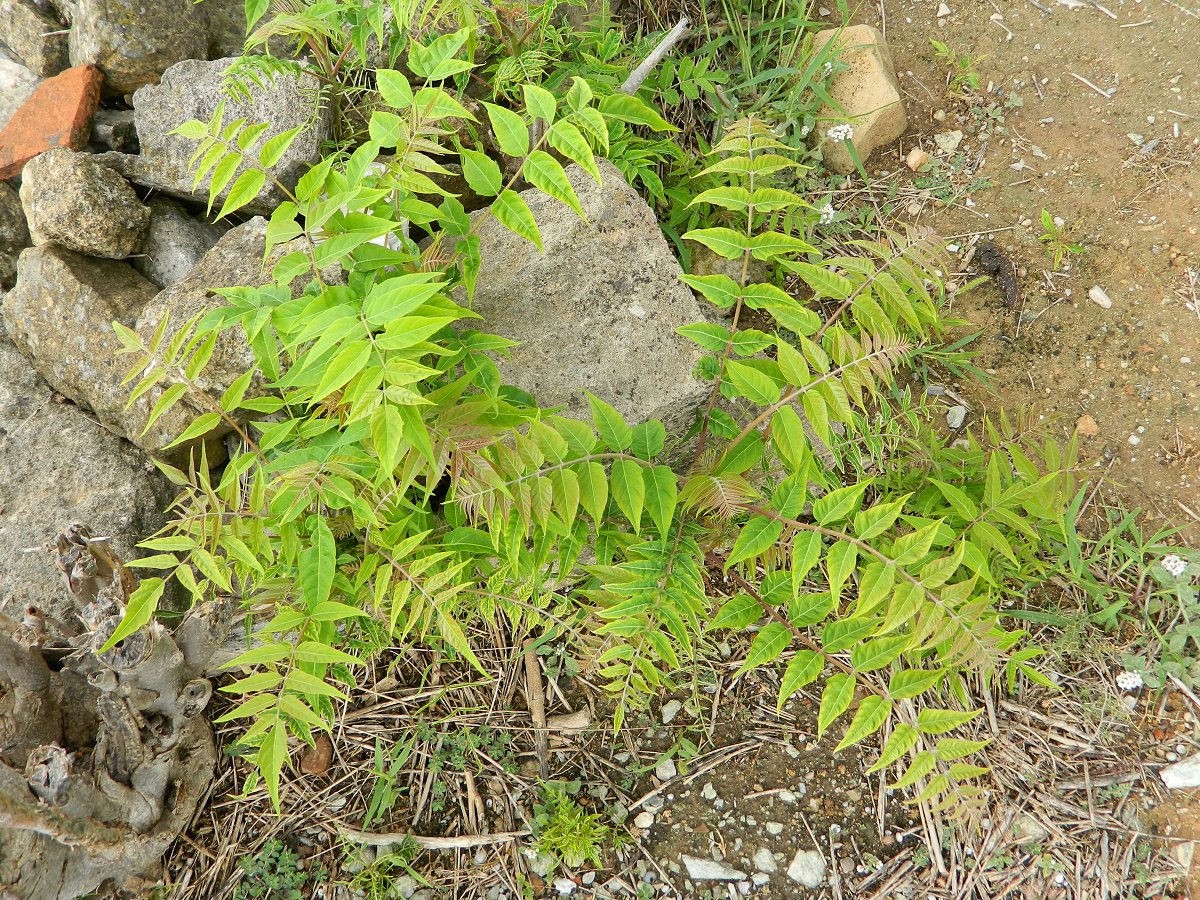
[117,25,674,808]
[229,0,482,141]
[346,841,423,900]
[114,7,1072,823]
[1037,208,1085,269]
[678,119,1077,813]
[532,783,618,869]
[930,39,985,97]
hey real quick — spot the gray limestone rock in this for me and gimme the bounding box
[0,0,69,77]
[120,57,329,214]
[0,325,171,626]
[19,147,150,259]
[0,182,30,287]
[133,197,226,287]
[786,850,827,888]
[682,856,746,881]
[461,160,707,435]
[67,0,208,95]
[0,50,39,132]
[1,246,157,442]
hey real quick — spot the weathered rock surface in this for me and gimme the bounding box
[131,218,275,451]
[682,855,747,881]
[0,51,40,132]
[67,0,208,95]
[0,182,29,287]
[112,57,329,214]
[0,64,102,179]
[460,160,707,433]
[200,0,248,58]
[1,246,158,442]
[0,0,69,77]
[1162,753,1200,790]
[814,24,906,174]
[0,327,171,623]
[90,108,138,152]
[133,197,225,286]
[786,849,827,888]
[19,147,150,258]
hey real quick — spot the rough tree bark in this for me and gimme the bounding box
[0,524,229,899]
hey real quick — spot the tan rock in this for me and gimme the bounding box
[1076,414,1100,437]
[905,147,931,171]
[813,24,907,174]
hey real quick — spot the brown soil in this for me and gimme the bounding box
[854,0,1200,541]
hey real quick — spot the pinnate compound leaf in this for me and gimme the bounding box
[726,515,784,569]
[598,92,674,131]
[524,150,583,217]
[483,102,529,157]
[867,723,920,773]
[711,592,761,630]
[610,459,645,531]
[888,668,944,699]
[459,147,503,196]
[812,480,872,526]
[587,393,632,450]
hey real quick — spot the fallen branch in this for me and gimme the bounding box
[340,828,530,850]
[620,18,690,95]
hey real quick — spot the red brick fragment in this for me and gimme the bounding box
[0,65,103,180]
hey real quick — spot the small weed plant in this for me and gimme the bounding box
[1037,208,1085,270]
[234,839,322,900]
[108,4,1079,827]
[930,39,984,97]
[532,783,618,869]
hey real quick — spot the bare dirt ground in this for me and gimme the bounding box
[862,0,1199,542]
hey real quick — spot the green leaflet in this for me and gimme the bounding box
[736,622,792,676]
[711,593,761,630]
[817,673,856,735]
[492,190,541,250]
[835,696,892,751]
[777,650,824,710]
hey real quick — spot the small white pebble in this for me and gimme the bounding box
[1088,285,1113,309]
[1128,434,1141,446]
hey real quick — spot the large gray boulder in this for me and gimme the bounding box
[0,326,171,625]
[0,0,69,77]
[0,50,39,132]
[0,183,30,287]
[19,147,150,259]
[133,197,226,287]
[109,57,330,214]
[67,0,208,95]
[1,246,158,443]
[464,160,707,432]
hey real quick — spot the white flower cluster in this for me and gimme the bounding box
[826,123,854,143]
[818,203,836,226]
[1115,671,1144,691]
[1162,553,1189,578]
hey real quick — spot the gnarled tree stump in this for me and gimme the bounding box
[0,524,228,899]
